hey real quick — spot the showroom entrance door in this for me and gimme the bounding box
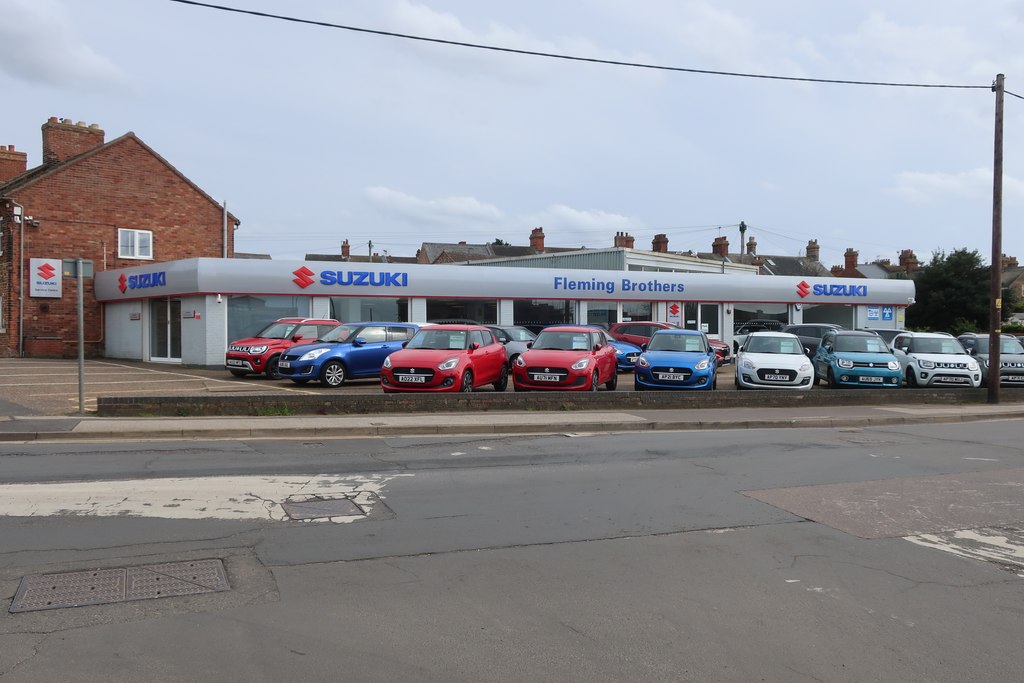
[149,297,182,361]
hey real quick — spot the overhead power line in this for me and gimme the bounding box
[169,0,992,91]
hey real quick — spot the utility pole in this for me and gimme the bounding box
[988,74,1004,404]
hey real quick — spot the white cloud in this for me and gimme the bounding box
[0,0,127,90]
[887,168,1024,203]
[363,186,506,225]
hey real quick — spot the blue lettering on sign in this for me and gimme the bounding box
[811,283,868,297]
[127,272,167,290]
[319,271,408,287]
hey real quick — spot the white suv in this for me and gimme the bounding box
[891,332,981,388]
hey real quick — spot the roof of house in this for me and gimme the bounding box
[418,241,577,263]
[1002,266,1024,287]
[305,253,418,264]
[0,132,240,225]
[694,252,833,278]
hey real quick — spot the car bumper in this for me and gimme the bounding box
[635,368,714,389]
[276,360,321,378]
[736,371,812,389]
[830,368,903,387]
[381,368,461,392]
[225,354,264,373]
[915,370,981,387]
[512,368,591,390]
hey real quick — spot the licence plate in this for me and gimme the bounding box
[763,374,788,381]
[937,376,968,383]
[397,375,427,383]
[657,373,687,381]
[278,361,291,369]
[1005,375,1024,382]
[226,359,246,367]
[859,376,884,383]
[532,374,561,382]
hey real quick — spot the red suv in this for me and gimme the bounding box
[226,317,340,378]
[606,321,680,347]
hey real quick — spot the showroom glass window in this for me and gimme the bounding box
[621,301,653,322]
[330,297,409,324]
[514,300,573,329]
[118,228,153,259]
[425,299,497,323]
[227,295,308,343]
[586,301,617,326]
[732,303,787,331]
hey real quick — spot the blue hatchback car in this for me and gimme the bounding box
[634,329,718,390]
[812,329,902,388]
[277,322,418,387]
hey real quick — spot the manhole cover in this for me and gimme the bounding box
[281,497,363,520]
[10,559,230,613]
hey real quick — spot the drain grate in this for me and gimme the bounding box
[10,559,230,613]
[281,497,363,520]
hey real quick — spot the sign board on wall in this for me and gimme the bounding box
[29,258,62,298]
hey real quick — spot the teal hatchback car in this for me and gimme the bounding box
[812,330,902,388]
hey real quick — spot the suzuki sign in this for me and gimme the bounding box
[29,258,62,298]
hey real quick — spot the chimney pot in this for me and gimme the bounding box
[530,227,546,253]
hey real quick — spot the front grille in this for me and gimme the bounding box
[850,360,891,368]
[228,345,250,352]
[526,367,570,380]
[756,368,796,381]
[624,354,640,364]
[1001,361,1024,368]
[651,366,693,380]
[934,362,968,369]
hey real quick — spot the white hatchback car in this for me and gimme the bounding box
[735,331,814,390]
[891,332,981,388]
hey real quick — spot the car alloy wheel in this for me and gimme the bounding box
[321,360,346,387]
[460,370,474,392]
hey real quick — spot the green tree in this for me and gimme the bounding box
[491,238,509,246]
[907,248,1002,333]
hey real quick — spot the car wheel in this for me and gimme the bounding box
[907,369,919,388]
[459,369,474,392]
[320,360,347,387]
[590,371,599,391]
[493,365,509,392]
[265,355,281,379]
[827,368,840,389]
[712,374,718,390]
[229,369,247,378]
[606,368,618,390]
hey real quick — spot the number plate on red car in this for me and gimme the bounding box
[397,375,427,383]
[532,374,561,382]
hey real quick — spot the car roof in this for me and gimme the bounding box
[747,331,799,338]
[652,328,702,336]
[900,331,953,338]
[540,325,593,333]
[833,330,881,337]
[419,324,488,331]
[343,321,418,327]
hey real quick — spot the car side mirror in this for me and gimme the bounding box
[291,334,303,341]
[470,342,480,351]
[641,343,647,351]
[353,337,366,346]
[593,344,602,352]
[805,347,811,355]
[898,346,909,353]
[401,341,409,348]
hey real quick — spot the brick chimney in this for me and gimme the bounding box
[1001,253,1018,269]
[898,249,920,273]
[341,239,350,258]
[652,233,669,253]
[41,117,105,165]
[711,236,729,258]
[806,239,820,262]
[0,145,28,183]
[529,227,545,253]
[746,236,757,256]
[844,248,859,275]
[613,231,635,248]
[830,265,845,277]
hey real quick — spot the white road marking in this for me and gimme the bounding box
[0,473,411,523]
[905,528,1024,570]
[963,457,999,462]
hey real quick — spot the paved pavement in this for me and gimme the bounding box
[1,357,1023,441]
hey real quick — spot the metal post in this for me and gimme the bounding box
[77,258,85,414]
[988,74,1004,404]
[222,200,228,258]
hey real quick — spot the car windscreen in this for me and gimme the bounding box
[534,331,590,351]
[255,322,298,339]
[973,337,1024,354]
[406,330,469,350]
[909,338,966,354]
[834,336,889,353]
[746,336,802,354]
[318,324,359,343]
[505,327,537,342]
[647,334,705,352]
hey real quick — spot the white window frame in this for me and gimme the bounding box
[118,228,153,260]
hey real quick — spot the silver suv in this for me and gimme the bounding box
[891,332,981,388]
[957,333,1024,386]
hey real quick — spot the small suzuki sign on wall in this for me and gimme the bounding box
[30,258,63,298]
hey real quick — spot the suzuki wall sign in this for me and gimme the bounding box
[29,258,62,298]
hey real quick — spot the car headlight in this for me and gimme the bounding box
[637,356,650,368]
[837,358,854,369]
[248,345,269,355]
[918,359,935,369]
[299,348,331,361]
[967,360,979,371]
[887,361,900,371]
[695,359,709,370]
[514,355,526,367]
[383,356,392,369]
[799,362,811,372]
[615,348,624,356]
[741,359,756,370]
[571,357,590,370]
[438,357,460,371]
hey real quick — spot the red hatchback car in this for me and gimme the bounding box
[381,324,508,392]
[226,317,340,378]
[512,326,618,391]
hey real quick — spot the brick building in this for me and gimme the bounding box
[0,117,239,358]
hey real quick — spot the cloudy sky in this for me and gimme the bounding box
[2,0,1022,268]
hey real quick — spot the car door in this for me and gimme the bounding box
[470,330,500,384]
[593,330,616,380]
[345,325,391,377]
[814,332,835,379]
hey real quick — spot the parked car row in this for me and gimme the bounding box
[225,317,1024,393]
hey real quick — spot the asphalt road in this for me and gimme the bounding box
[1,420,1022,680]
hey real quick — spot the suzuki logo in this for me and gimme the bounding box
[118,273,128,294]
[37,263,57,280]
[292,266,315,289]
[796,281,811,298]
[669,303,680,315]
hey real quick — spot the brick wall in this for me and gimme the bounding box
[2,135,234,358]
